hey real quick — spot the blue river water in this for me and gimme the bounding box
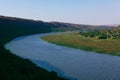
[5,33,120,80]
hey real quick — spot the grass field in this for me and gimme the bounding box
[41,32,120,56]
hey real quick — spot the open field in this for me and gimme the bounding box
[41,32,120,56]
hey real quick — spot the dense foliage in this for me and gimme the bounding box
[80,27,120,39]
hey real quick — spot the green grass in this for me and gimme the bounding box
[41,32,120,56]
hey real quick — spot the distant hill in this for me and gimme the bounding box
[48,21,114,31]
[117,25,120,29]
[0,15,115,44]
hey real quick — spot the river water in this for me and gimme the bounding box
[5,33,120,80]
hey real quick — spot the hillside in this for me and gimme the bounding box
[0,16,52,45]
[0,15,115,44]
[117,25,120,29]
[0,46,66,80]
[0,16,67,80]
[48,22,114,31]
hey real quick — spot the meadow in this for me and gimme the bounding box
[41,32,120,56]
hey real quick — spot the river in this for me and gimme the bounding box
[5,33,120,80]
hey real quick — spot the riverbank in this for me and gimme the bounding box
[0,32,67,80]
[5,33,77,80]
[41,32,120,56]
[0,45,66,80]
[5,33,120,80]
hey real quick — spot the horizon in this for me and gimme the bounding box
[0,0,120,25]
[1,15,119,26]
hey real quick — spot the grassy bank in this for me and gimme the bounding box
[41,32,120,56]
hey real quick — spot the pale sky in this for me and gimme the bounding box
[0,0,120,25]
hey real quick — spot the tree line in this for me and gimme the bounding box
[80,26,120,39]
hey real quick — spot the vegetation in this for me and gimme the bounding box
[0,16,52,45]
[0,16,113,45]
[0,16,67,80]
[49,22,114,32]
[0,46,66,80]
[0,15,117,80]
[80,27,120,39]
[41,32,120,56]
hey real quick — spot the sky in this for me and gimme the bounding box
[0,0,120,25]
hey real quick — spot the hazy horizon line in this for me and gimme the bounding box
[0,15,119,26]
